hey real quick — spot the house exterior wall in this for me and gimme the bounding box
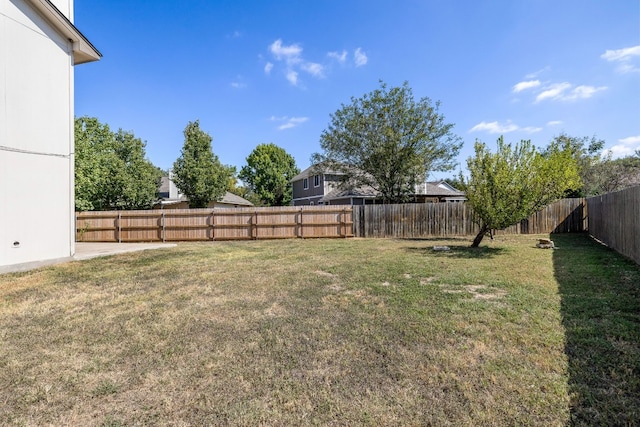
[292,174,326,206]
[0,0,76,270]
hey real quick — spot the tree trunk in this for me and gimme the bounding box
[471,225,489,248]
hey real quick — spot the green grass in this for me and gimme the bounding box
[0,234,637,426]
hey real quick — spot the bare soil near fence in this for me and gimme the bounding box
[1,234,638,426]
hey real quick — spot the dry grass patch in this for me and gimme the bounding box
[0,235,637,425]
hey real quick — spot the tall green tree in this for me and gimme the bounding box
[311,81,463,203]
[74,116,161,211]
[239,143,300,206]
[172,120,233,208]
[464,136,580,247]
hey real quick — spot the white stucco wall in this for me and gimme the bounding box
[0,0,75,269]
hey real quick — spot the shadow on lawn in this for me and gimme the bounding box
[552,233,640,426]
[403,244,506,259]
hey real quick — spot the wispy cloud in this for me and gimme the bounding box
[230,76,247,89]
[535,82,606,102]
[286,70,299,86]
[354,48,368,67]
[469,121,542,134]
[547,120,563,126]
[269,39,303,63]
[270,115,309,130]
[328,50,348,63]
[512,80,541,93]
[267,39,325,86]
[301,62,324,78]
[601,45,640,61]
[525,66,550,79]
[606,135,640,158]
[267,39,367,86]
[601,45,640,73]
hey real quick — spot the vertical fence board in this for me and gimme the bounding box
[587,186,639,265]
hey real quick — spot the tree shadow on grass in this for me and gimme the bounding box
[405,238,506,259]
[552,233,640,426]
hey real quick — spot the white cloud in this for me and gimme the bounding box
[286,70,299,86]
[469,120,541,134]
[354,48,368,67]
[525,66,550,79]
[512,80,541,93]
[301,62,324,77]
[565,85,607,100]
[547,120,563,126]
[268,39,366,86]
[535,82,572,102]
[601,45,640,73]
[607,135,640,158]
[601,45,640,61]
[230,82,246,89]
[535,82,606,102]
[269,39,302,63]
[328,50,348,63]
[270,116,309,130]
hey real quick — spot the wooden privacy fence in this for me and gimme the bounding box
[587,186,640,265]
[352,198,587,238]
[77,198,587,242]
[76,206,354,242]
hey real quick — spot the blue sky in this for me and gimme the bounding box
[74,1,640,180]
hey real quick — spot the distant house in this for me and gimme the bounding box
[291,165,466,206]
[156,176,253,209]
[1,0,101,273]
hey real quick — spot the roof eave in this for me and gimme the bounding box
[26,0,102,64]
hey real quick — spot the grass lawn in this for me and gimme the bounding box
[0,234,638,426]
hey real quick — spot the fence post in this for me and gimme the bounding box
[298,208,303,238]
[117,211,122,243]
[253,210,258,240]
[161,211,165,242]
[211,208,216,240]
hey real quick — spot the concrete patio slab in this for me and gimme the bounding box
[73,242,177,261]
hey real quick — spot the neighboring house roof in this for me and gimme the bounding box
[293,164,466,201]
[291,164,344,182]
[158,193,254,207]
[25,0,102,64]
[219,192,254,206]
[158,176,253,207]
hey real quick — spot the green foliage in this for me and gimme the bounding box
[74,116,162,211]
[465,136,580,247]
[239,143,300,206]
[312,81,463,203]
[172,121,234,208]
[545,133,640,196]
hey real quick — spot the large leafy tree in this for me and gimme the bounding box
[311,81,463,203]
[239,143,300,206]
[74,116,162,211]
[172,120,233,208]
[545,134,640,196]
[464,136,580,247]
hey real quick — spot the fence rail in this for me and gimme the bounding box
[587,186,639,265]
[76,206,354,242]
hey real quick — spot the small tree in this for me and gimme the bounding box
[172,120,232,208]
[465,136,580,247]
[239,143,300,206]
[311,81,463,203]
